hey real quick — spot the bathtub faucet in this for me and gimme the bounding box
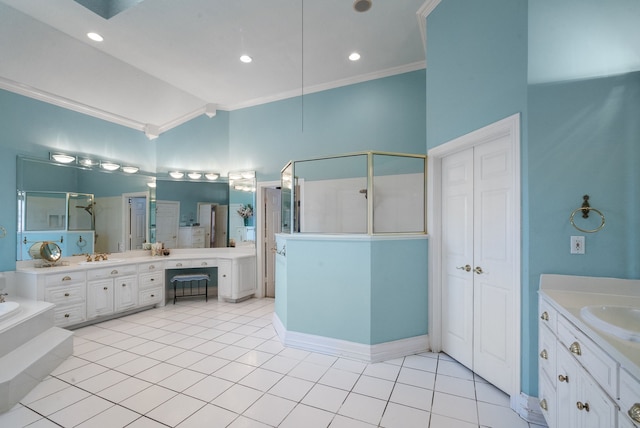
[0,293,7,303]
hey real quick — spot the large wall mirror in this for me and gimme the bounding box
[17,156,156,260]
[17,156,257,261]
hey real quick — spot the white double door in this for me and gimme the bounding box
[440,129,518,395]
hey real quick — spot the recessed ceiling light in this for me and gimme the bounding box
[349,52,361,61]
[353,0,372,12]
[240,55,252,63]
[87,32,104,42]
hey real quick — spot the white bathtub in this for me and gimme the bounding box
[0,301,20,323]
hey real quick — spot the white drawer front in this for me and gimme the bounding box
[538,322,556,389]
[557,316,618,398]
[138,261,163,272]
[44,271,85,286]
[45,283,85,305]
[620,368,640,426]
[191,259,216,268]
[53,304,85,327]
[139,287,163,306]
[165,260,192,269]
[539,298,557,334]
[139,271,163,289]
[87,264,137,280]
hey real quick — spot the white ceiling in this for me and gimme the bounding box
[1,0,638,139]
[0,0,428,135]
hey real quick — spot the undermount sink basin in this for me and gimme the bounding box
[580,305,640,342]
[78,258,125,265]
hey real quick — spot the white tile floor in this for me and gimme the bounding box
[2,298,547,428]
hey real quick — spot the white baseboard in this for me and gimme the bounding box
[272,313,429,363]
[512,392,548,426]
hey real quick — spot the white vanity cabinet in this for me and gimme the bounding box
[217,256,256,302]
[539,296,619,428]
[16,270,87,327]
[178,226,205,248]
[86,264,138,319]
[16,250,256,327]
[138,261,164,307]
[539,274,640,428]
[47,272,86,327]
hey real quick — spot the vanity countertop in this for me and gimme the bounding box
[16,248,256,274]
[539,273,640,380]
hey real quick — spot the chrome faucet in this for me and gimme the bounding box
[0,293,7,303]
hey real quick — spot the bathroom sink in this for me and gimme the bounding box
[78,258,125,265]
[580,305,640,342]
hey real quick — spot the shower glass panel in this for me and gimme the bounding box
[281,151,426,235]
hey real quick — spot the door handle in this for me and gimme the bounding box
[456,265,471,272]
[474,266,483,274]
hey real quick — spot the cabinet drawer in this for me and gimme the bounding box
[539,370,557,428]
[53,303,85,327]
[139,287,163,306]
[139,271,163,288]
[557,315,618,398]
[620,368,640,426]
[539,298,557,334]
[165,260,192,269]
[87,264,137,280]
[44,283,85,305]
[44,271,85,286]
[138,261,163,273]
[538,322,556,389]
[191,259,216,268]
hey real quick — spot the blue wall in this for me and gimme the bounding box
[0,70,426,272]
[229,71,428,181]
[426,0,528,149]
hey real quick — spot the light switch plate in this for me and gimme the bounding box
[571,236,585,254]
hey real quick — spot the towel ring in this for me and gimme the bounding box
[570,206,605,233]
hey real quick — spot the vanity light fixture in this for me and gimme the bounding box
[146,181,157,188]
[87,32,104,42]
[169,171,184,179]
[50,153,76,164]
[240,55,253,63]
[228,172,242,180]
[205,173,220,180]
[348,52,361,61]
[122,166,139,174]
[241,171,255,179]
[79,158,99,167]
[100,161,120,171]
[187,172,202,180]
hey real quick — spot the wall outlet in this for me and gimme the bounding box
[570,236,585,254]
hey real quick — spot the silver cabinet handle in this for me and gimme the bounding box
[456,265,471,272]
[474,266,483,274]
[629,403,640,423]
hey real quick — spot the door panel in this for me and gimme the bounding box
[472,137,515,394]
[441,149,474,369]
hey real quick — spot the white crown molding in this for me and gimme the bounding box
[417,0,441,66]
[221,61,426,111]
[1,60,427,138]
[0,76,146,132]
